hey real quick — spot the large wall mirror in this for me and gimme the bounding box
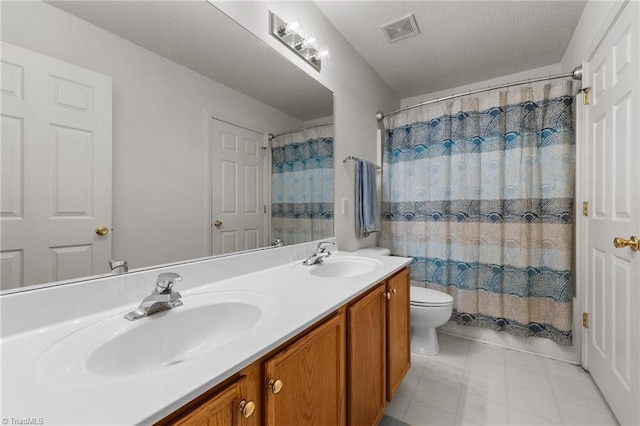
[0,1,334,292]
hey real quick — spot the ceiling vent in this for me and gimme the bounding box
[380,14,420,43]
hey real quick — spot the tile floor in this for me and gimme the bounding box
[384,333,619,425]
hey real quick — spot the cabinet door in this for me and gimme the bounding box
[264,312,346,426]
[173,379,241,426]
[386,267,411,401]
[170,363,259,426]
[347,283,387,426]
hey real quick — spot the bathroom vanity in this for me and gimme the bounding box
[0,242,411,426]
[159,267,410,426]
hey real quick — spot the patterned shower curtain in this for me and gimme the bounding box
[381,80,577,345]
[271,124,334,245]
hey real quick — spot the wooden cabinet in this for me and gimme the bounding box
[385,267,411,401]
[173,379,242,426]
[162,363,260,426]
[346,267,411,425]
[159,266,410,426]
[263,311,346,426]
[347,283,387,426]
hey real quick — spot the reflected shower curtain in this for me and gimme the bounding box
[271,124,333,245]
[381,80,577,345]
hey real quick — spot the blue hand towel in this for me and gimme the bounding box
[355,159,380,237]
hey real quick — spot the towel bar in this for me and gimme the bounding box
[342,155,381,170]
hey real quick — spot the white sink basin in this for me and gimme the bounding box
[307,256,383,278]
[32,291,279,379]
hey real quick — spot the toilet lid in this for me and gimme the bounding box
[410,286,453,306]
[354,247,391,257]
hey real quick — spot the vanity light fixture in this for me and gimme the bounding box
[270,11,328,72]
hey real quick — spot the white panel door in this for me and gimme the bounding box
[585,3,640,424]
[210,118,265,255]
[1,43,112,290]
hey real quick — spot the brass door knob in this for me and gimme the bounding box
[238,399,256,418]
[391,288,397,295]
[213,220,223,229]
[268,378,283,394]
[385,291,392,300]
[95,225,109,236]
[613,236,639,252]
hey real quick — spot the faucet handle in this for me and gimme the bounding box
[156,272,182,293]
[317,241,336,253]
[109,260,128,274]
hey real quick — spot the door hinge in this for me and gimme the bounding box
[263,205,266,214]
[579,87,591,105]
[261,146,268,157]
[582,312,589,328]
[583,201,589,216]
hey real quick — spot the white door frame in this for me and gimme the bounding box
[207,115,270,256]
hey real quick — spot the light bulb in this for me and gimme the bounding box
[304,34,318,49]
[317,46,330,59]
[277,17,300,36]
[287,19,300,33]
[295,34,318,51]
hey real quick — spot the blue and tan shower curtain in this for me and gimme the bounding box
[381,80,577,345]
[271,124,334,245]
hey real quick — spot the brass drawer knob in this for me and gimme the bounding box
[385,291,392,300]
[238,399,255,418]
[268,378,283,394]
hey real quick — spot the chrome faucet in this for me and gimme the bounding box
[302,241,336,266]
[109,260,128,274]
[124,272,183,321]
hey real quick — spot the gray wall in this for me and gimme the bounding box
[215,1,401,252]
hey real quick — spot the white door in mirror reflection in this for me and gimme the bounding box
[210,118,266,255]
[0,43,112,290]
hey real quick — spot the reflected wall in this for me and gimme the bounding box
[0,0,333,291]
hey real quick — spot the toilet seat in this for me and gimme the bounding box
[410,286,453,307]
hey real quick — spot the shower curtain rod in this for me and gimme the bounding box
[268,121,333,140]
[376,66,583,121]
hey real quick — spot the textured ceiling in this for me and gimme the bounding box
[315,1,586,98]
[48,1,333,122]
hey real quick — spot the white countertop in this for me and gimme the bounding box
[0,249,411,425]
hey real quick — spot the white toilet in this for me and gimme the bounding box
[354,247,454,356]
[410,287,453,356]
